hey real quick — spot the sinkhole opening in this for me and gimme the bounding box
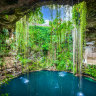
[14,2,86,75]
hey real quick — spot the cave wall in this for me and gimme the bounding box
[0,0,96,32]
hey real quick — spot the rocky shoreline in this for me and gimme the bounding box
[1,67,96,86]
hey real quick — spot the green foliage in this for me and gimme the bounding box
[49,16,73,71]
[29,26,51,55]
[17,54,32,65]
[0,28,9,69]
[84,65,96,79]
[1,93,9,96]
[16,10,74,72]
[28,7,44,24]
[72,1,87,74]
[5,15,8,20]
[0,29,9,55]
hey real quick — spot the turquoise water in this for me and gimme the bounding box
[0,71,96,96]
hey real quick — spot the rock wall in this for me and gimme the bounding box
[0,0,96,30]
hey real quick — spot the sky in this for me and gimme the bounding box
[41,5,72,22]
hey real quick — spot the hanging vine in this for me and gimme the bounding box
[72,1,87,74]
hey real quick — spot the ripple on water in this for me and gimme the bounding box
[20,77,29,84]
[58,72,67,77]
[77,92,85,96]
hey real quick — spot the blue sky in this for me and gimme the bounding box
[41,5,72,21]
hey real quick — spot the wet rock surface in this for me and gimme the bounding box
[0,55,22,81]
[84,27,96,65]
[0,0,96,30]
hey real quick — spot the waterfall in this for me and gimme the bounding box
[72,1,87,96]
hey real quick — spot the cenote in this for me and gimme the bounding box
[0,0,96,96]
[0,71,96,96]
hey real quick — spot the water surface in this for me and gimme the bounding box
[0,71,96,96]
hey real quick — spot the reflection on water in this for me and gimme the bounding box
[55,83,59,89]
